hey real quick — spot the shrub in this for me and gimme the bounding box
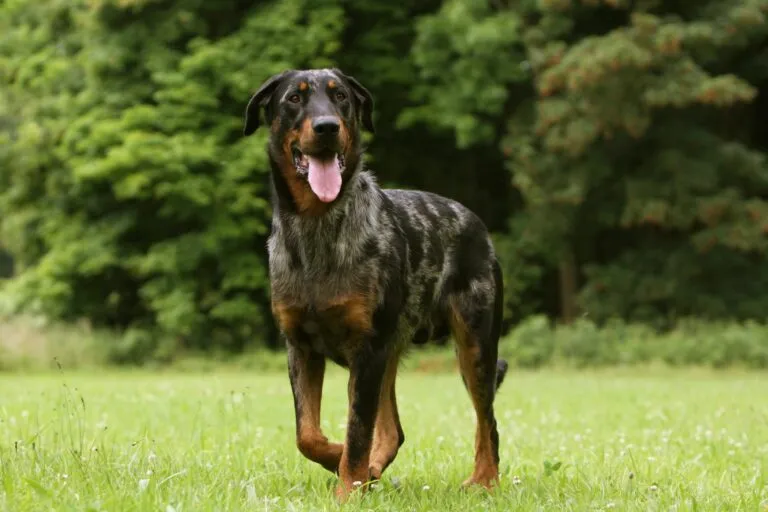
[500,315,556,368]
[555,318,621,367]
[3,311,768,371]
[0,315,113,371]
[499,316,768,370]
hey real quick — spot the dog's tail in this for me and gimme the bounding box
[495,359,508,390]
[491,258,508,392]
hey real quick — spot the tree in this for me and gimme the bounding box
[0,0,348,353]
[408,0,768,327]
[337,0,516,235]
[2,0,768,359]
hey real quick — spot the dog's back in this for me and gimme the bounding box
[380,187,499,345]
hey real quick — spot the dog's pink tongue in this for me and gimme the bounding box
[307,156,342,203]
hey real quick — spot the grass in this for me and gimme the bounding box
[1,368,767,511]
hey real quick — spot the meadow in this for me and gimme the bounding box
[0,367,767,511]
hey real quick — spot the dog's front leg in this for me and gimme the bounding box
[287,343,343,473]
[335,345,388,501]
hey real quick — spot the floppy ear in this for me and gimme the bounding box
[243,71,290,136]
[341,73,375,134]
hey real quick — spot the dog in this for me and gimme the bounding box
[243,68,508,500]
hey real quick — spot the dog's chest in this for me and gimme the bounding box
[272,288,375,366]
[268,209,384,362]
[267,193,384,306]
[268,236,376,305]
[299,304,365,365]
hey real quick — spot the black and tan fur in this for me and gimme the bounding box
[243,68,508,500]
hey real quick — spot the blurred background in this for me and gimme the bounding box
[1,0,767,370]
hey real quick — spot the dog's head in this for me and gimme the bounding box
[243,68,374,205]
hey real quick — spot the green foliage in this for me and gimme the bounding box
[401,0,529,147]
[0,0,518,355]
[409,0,768,325]
[2,0,768,357]
[2,312,768,371]
[0,248,11,278]
[498,315,768,369]
[501,314,556,368]
[0,0,348,350]
[0,315,114,371]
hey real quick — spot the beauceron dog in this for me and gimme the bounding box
[243,68,508,501]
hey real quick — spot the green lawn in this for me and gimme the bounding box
[1,368,767,511]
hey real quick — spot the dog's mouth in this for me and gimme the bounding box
[292,146,346,203]
[292,148,346,174]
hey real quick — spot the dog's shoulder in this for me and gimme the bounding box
[382,187,489,238]
[378,187,495,285]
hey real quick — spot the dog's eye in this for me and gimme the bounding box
[288,94,301,103]
[335,91,346,101]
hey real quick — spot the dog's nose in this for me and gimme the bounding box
[312,116,340,136]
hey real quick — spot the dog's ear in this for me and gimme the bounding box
[243,71,290,136]
[340,72,375,134]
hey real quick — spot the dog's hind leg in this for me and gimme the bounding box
[448,260,507,489]
[287,344,343,474]
[368,351,405,480]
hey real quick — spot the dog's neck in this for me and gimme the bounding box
[268,160,383,270]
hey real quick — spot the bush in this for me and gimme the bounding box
[555,318,621,367]
[657,319,768,369]
[500,315,556,368]
[498,316,768,369]
[0,313,287,372]
[3,311,768,372]
[605,320,658,365]
[0,0,349,353]
[0,315,113,371]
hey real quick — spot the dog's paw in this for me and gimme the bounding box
[368,464,383,481]
[334,479,366,503]
[461,474,499,490]
[334,484,349,503]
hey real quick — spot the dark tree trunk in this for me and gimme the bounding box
[559,248,578,324]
